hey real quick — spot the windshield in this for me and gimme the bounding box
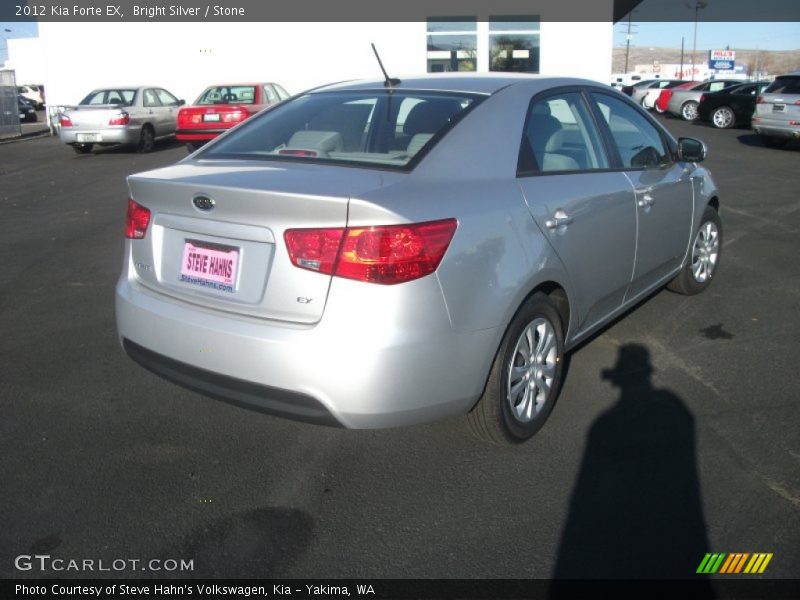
[196,85,258,105]
[198,90,483,169]
[80,89,137,106]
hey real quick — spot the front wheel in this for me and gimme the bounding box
[681,101,699,121]
[711,106,735,129]
[667,206,722,295]
[468,293,565,443]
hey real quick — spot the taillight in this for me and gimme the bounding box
[284,219,458,285]
[60,115,72,127]
[284,228,344,275]
[699,94,706,103]
[177,108,195,126]
[221,109,248,123]
[125,199,151,239]
[108,112,129,126]
[756,96,765,104]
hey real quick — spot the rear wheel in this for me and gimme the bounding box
[668,205,722,295]
[137,125,155,153]
[681,101,699,121]
[72,143,93,154]
[468,293,565,444]
[711,106,735,129]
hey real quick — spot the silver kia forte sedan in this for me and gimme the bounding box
[116,75,722,443]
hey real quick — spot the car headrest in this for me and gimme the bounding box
[403,101,462,136]
[528,114,565,155]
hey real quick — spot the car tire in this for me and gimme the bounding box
[667,205,722,295]
[681,101,699,121]
[137,125,155,153]
[468,293,565,444]
[72,143,93,154]
[761,135,788,149]
[711,106,735,129]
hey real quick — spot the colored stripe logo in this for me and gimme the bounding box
[697,553,773,574]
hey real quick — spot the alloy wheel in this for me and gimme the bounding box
[691,221,720,283]
[507,317,558,423]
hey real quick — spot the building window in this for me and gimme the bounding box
[489,16,540,73]
[427,18,478,73]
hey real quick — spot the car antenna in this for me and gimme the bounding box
[371,43,401,88]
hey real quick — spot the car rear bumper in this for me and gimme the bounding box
[60,126,139,145]
[115,271,499,429]
[752,119,800,139]
[176,129,224,141]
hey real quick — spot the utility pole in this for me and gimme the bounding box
[680,37,685,78]
[617,11,637,75]
[688,1,709,80]
[624,13,632,73]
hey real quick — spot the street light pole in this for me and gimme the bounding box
[689,1,708,80]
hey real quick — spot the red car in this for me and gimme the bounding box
[176,83,289,150]
[655,81,697,114]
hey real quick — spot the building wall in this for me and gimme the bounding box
[5,38,46,85]
[31,18,613,106]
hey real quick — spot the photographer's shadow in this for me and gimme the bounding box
[552,344,714,588]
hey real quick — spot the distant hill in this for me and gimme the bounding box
[613,46,800,76]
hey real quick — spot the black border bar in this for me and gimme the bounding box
[3,0,800,22]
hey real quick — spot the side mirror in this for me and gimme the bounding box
[678,137,707,162]
[177,99,186,106]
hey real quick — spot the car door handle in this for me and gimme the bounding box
[545,210,573,229]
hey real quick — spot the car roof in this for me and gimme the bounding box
[201,83,277,87]
[311,74,590,95]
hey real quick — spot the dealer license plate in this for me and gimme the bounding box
[203,113,221,122]
[179,241,239,293]
[77,133,101,142]
[773,104,785,112]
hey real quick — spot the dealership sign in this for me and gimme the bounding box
[709,49,736,71]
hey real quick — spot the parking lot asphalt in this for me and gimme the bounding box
[0,118,798,582]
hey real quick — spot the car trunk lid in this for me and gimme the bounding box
[126,160,403,323]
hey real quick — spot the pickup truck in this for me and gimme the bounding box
[59,86,184,154]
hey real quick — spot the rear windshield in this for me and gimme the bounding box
[198,90,483,169]
[764,76,800,95]
[80,89,137,106]
[196,85,257,105]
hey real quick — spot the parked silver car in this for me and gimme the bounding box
[666,79,743,121]
[59,86,184,154]
[115,75,721,443]
[752,72,800,147]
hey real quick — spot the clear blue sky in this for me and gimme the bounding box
[614,22,800,51]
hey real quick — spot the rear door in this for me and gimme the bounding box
[589,91,693,299]
[516,89,637,332]
[142,88,168,135]
[155,88,181,133]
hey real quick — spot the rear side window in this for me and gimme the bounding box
[592,93,670,170]
[80,89,137,106]
[200,90,482,170]
[519,92,609,174]
[764,76,800,95]
[196,85,258,105]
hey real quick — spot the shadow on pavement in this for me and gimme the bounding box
[550,344,715,595]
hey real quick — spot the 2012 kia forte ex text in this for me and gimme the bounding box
[115,74,722,443]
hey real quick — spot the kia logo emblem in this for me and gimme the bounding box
[193,195,215,211]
